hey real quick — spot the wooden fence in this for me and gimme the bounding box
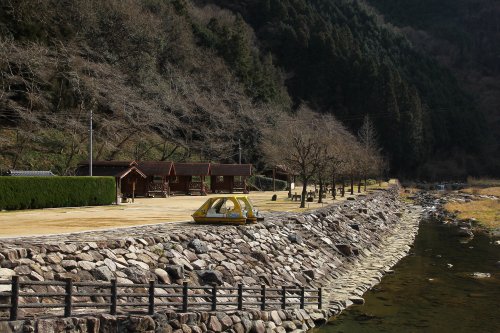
[0,276,322,321]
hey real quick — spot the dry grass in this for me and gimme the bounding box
[466,177,500,187]
[445,199,500,229]
[461,186,500,197]
[0,184,389,237]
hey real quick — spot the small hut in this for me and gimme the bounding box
[170,163,210,195]
[137,161,174,197]
[75,161,146,200]
[210,164,252,193]
[264,165,297,193]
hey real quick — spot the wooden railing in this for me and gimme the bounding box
[0,277,322,321]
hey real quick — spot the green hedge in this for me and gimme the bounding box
[249,175,288,191]
[0,177,116,210]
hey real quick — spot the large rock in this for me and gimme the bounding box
[288,234,303,244]
[60,260,78,270]
[251,251,271,265]
[166,265,184,280]
[154,268,171,284]
[191,259,207,270]
[207,316,222,332]
[197,270,223,285]
[123,266,155,284]
[251,320,265,333]
[188,239,208,254]
[91,266,114,281]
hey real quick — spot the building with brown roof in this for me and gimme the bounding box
[75,161,146,200]
[137,161,174,197]
[210,164,252,193]
[170,163,210,195]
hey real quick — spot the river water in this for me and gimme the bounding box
[314,219,500,333]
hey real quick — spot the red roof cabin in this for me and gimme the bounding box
[210,164,252,194]
[75,161,146,200]
[137,161,174,197]
[170,163,210,195]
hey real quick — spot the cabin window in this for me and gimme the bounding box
[192,176,201,182]
[216,176,224,183]
[153,176,163,183]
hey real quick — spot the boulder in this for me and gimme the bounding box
[123,266,155,284]
[154,268,171,284]
[91,266,114,281]
[166,265,184,280]
[207,316,222,332]
[251,320,265,333]
[188,239,208,254]
[288,234,303,244]
[197,270,224,285]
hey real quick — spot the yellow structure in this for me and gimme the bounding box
[192,196,260,224]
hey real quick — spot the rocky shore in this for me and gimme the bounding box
[0,187,422,332]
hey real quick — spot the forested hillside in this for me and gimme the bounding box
[365,0,500,175]
[0,0,495,179]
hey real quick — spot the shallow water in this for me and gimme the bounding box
[315,220,500,333]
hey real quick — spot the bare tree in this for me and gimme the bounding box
[263,106,325,208]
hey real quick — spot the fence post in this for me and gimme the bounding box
[211,284,217,311]
[64,278,73,317]
[260,285,266,311]
[237,284,243,311]
[182,281,188,313]
[10,275,19,321]
[281,286,286,310]
[148,280,155,315]
[318,287,322,309]
[300,286,305,309]
[110,279,117,315]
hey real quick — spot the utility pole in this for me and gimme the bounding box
[89,109,93,176]
[238,139,242,164]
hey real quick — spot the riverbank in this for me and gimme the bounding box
[313,207,500,333]
[0,186,422,332]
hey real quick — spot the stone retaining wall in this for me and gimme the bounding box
[0,187,422,332]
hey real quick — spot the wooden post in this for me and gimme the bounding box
[182,281,188,312]
[64,278,73,317]
[110,279,117,315]
[300,286,305,309]
[10,276,19,321]
[260,284,266,311]
[211,284,217,311]
[237,284,243,310]
[281,286,286,310]
[318,287,323,309]
[132,181,136,203]
[148,280,155,315]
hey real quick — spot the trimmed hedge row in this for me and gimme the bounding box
[0,177,116,210]
[248,175,288,191]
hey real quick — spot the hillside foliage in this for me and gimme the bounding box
[0,0,495,179]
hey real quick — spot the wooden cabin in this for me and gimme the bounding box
[210,164,252,193]
[137,161,174,197]
[75,161,146,200]
[170,163,210,195]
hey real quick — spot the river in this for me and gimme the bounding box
[314,219,500,332]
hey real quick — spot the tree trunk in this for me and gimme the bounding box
[332,175,336,200]
[364,176,367,191]
[300,179,308,208]
[287,175,292,198]
[357,179,361,193]
[350,177,354,195]
[318,179,323,203]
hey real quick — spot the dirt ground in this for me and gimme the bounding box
[0,184,387,237]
